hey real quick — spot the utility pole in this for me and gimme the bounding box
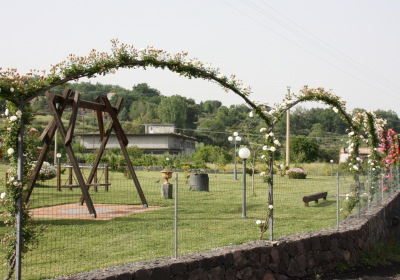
[286,86,290,167]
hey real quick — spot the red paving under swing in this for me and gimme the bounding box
[29,203,161,220]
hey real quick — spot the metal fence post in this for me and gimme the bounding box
[336,173,339,229]
[16,106,24,280]
[174,173,178,259]
[356,169,360,218]
[374,170,377,203]
[381,173,384,203]
[367,169,370,210]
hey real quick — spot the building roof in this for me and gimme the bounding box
[76,133,197,141]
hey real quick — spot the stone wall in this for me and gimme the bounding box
[51,192,400,280]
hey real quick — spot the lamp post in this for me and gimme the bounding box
[166,157,169,170]
[228,132,241,180]
[56,153,62,192]
[239,147,250,218]
[330,159,334,177]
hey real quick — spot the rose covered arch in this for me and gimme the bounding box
[254,86,387,239]
[0,40,389,278]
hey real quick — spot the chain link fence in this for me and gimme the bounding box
[0,165,398,279]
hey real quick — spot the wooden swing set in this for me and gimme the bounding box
[24,88,148,218]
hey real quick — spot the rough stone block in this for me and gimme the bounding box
[330,238,338,253]
[286,258,300,277]
[161,183,173,199]
[271,247,279,262]
[170,262,187,276]
[209,266,224,280]
[225,267,236,280]
[189,268,204,280]
[296,254,307,271]
[223,253,234,267]
[149,266,170,280]
[311,236,321,251]
[240,266,253,280]
[187,259,201,271]
[233,251,248,270]
[201,258,213,271]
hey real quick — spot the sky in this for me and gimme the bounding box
[1,0,399,115]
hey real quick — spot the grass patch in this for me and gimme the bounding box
[0,164,370,279]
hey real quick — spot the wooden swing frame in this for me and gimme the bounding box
[24,88,148,218]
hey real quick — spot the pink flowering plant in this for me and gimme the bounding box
[286,168,307,179]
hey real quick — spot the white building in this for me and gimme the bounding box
[79,124,196,156]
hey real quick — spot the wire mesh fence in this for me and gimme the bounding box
[0,165,398,279]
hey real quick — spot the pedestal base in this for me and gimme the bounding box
[161,183,173,199]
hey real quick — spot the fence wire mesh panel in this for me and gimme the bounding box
[0,165,399,279]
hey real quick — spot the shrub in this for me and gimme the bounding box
[286,168,307,179]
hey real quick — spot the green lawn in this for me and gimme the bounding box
[0,164,370,279]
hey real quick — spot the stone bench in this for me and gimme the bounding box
[303,191,327,206]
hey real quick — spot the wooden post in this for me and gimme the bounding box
[57,162,61,191]
[94,169,98,192]
[46,92,97,218]
[105,164,109,192]
[25,89,72,203]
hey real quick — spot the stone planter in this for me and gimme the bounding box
[189,173,209,191]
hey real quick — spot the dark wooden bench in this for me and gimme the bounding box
[303,191,328,206]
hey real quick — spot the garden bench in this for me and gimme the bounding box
[303,191,327,206]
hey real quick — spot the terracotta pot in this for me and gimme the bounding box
[161,171,173,184]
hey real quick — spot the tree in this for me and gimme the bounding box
[132,83,160,99]
[157,95,187,127]
[118,107,129,122]
[203,100,222,114]
[290,137,320,163]
[374,109,400,132]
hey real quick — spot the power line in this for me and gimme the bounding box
[254,0,400,91]
[220,0,400,101]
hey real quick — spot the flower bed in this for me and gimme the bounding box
[286,168,307,179]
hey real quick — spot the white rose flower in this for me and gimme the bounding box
[274,140,280,146]
[260,128,267,133]
[256,220,262,225]
[269,132,274,137]
[268,205,273,210]
[5,109,9,116]
[249,111,254,117]
[13,181,18,186]
[270,147,276,152]
[263,146,268,151]
[333,107,339,113]
[260,155,265,159]
[15,110,22,117]
[260,172,266,176]
[110,68,116,74]
[10,87,14,92]
[217,73,225,79]
[0,192,5,199]
[7,148,14,155]
[9,116,18,122]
